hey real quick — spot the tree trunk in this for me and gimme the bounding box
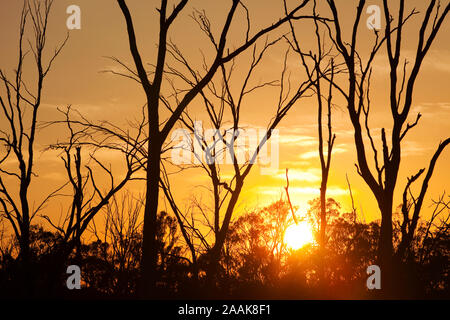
[207,180,244,291]
[377,196,395,296]
[140,132,161,298]
[318,182,327,292]
[19,200,32,297]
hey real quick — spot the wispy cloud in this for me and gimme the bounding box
[411,102,450,118]
[402,140,429,157]
[299,145,347,159]
[278,134,317,146]
[372,49,450,74]
[275,168,321,182]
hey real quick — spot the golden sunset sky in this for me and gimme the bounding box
[1,0,449,234]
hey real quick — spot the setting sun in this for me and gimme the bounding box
[284,221,315,250]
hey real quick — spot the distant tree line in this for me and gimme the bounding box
[1,194,448,298]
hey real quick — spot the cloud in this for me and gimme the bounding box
[281,160,314,168]
[372,49,450,75]
[422,50,450,73]
[41,103,103,113]
[275,168,321,182]
[411,102,450,118]
[278,135,317,146]
[402,140,429,157]
[299,145,347,159]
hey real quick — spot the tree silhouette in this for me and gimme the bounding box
[161,30,325,286]
[285,0,341,290]
[0,0,67,295]
[115,0,316,297]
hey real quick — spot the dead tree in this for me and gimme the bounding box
[285,0,338,255]
[285,0,341,289]
[28,105,145,295]
[0,0,67,269]
[417,192,450,267]
[89,191,144,295]
[115,0,315,296]
[43,106,145,256]
[159,165,205,281]
[397,139,450,260]
[162,19,334,284]
[322,0,450,293]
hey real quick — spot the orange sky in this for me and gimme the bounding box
[1,0,449,235]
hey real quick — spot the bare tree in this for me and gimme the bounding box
[159,167,204,280]
[88,191,144,295]
[322,0,450,293]
[285,0,341,289]
[397,140,450,259]
[42,106,145,264]
[417,192,450,267]
[115,0,316,296]
[163,22,334,285]
[0,0,67,271]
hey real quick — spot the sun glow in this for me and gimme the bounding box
[284,221,315,250]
